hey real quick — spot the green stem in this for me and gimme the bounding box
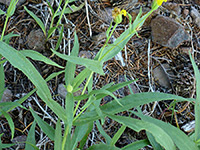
[62,125,69,150]
[98,23,118,61]
[73,71,94,117]
[0,16,9,41]
[56,0,69,27]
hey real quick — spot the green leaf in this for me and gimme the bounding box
[65,92,74,133]
[47,27,57,40]
[24,6,46,37]
[54,119,62,150]
[0,109,15,139]
[55,25,64,50]
[0,41,67,122]
[65,32,79,86]
[70,123,92,150]
[45,70,65,82]
[51,49,104,75]
[134,112,198,150]
[110,125,126,146]
[146,132,164,150]
[30,108,55,141]
[87,144,121,150]
[0,64,5,100]
[0,9,5,15]
[20,50,64,69]
[79,122,93,149]
[108,114,176,150]
[74,92,192,125]
[7,0,17,17]
[96,120,112,144]
[72,68,91,90]
[122,139,149,150]
[189,53,200,141]
[25,121,36,150]
[54,3,84,16]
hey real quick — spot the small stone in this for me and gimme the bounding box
[11,135,27,149]
[182,8,189,18]
[151,15,190,48]
[153,64,172,88]
[1,88,13,103]
[190,7,200,28]
[57,84,67,99]
[27,29,46,52]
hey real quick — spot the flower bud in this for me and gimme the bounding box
[112,7,127,24]
[67,84,73,93]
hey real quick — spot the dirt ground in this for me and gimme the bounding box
[0,0,200,149]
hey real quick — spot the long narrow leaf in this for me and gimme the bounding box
[0,41,67,122]
[0,109,14,139]
[25,121,36,150]
[122,139,150,150]
[0,64,5,100]
[110,125,126,146]
[74,92,193,125]
[30,108,55,141]
[134,112,198,150]
[96,120,112,144]
[51,49,104,75]
[54,119,62,150]
[189,53,200,141]
[65,32,79,86]
[87,144,121,150]
[65,92,74,133]
[108,114,176,150]
[20,50,64,69]
[24,6,46,36]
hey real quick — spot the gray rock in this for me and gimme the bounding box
[151,15,190,48]
[191,7,200,28]
[58,84,67,99]
[27,29,46,52]
[0,0,26,7]
[1,88,13,103]
[11,135,27,149]
[153,64,172,88]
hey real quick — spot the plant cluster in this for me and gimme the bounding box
[0,0,199,150]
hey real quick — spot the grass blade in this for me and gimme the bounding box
[0,64,5,100]
[65,32,79,86]
[24,6,46,36]
[54,119,62,150]
[25,121,36,150]
[0,41,67,122]
[122,139,150,150]
[87,144,121,150]
[108,114,176,150]
[30,108,55,141]
[135,111,198,150]
[51,49,104,75]
[189,53,200,141]
[110,125,126,146]
[74,92,193,125]
[96,120,112,144]
[20,50,64,69]
[0,109,15,139]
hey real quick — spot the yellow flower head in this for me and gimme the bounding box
[112,7,127,24]
[155,0,167,6]
[152,0,167,10]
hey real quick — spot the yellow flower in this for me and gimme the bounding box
[155,0,167,6]
[112,7,127,24]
